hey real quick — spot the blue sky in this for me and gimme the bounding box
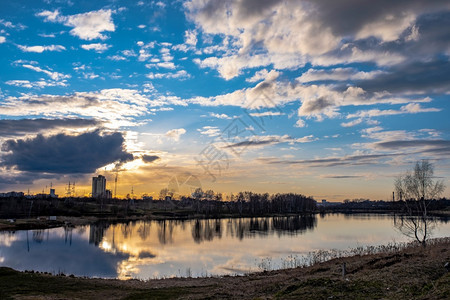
[0,0,449,201]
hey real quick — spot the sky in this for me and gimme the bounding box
[0,0,449,201]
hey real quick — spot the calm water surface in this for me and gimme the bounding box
[1,214,449,279]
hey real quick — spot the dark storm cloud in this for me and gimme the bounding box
[332,10,450,94]
[307,0,449,36]
[401,11,450,55]
[0,118,101,137]
[357,59,450,94]
[194,0,449,38]
[0,172,56,187]
[198,0,280,19]
[300,97,334,114]
[142,155,160,163]
[1,131,133,173]
[235,0,280,18]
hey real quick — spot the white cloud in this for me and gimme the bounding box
[18,45,65,53]
[156,1,165,8]
[246,69,280,83]
[36,10,62,22]
[0,19,15,28]
[220,134,317,150]
[0,36,5,43]
[188,76,435,128]
[361,127,415,142]
[356,13,416,42]
[82,72,99,79]
[5,80,33,88]
[185,1,338,79]
[209,112,231,119]
[146,70,190,80]
[249,111,283,117]
[195,53,295,80]
[346,103,441,119]
[165,128,186,141]
[142,83,155,92]
[172,30,198,52]
[81,43,111,52]
[37,9,115,40]
[185,29,197,46]
[38,33,56,38]
[295,119,306,128]
[297,68,385,83]
[0,89,176,129]
[122,49,137,57]
[22,64,70,81]
[294,135,317,143]
[138,49,151,61]
[197,126,220,137]
[156,62,176,69]
[185,0,447,81]
[66,9,115,40]
[341,119,363,128]
[5,79,67,88]
[0,19,26,30]
[107,55,126,61]
[154,95,188,106]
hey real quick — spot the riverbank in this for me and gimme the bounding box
[1,238,449,299]
[0,212,315,231]
[1,209,448,232]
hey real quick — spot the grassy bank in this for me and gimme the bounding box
[1,238,449,299]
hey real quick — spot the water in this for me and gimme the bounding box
[0,214,449,279]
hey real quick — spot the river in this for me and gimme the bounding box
[0,214,449,279]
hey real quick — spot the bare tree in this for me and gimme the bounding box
[394,160,445,246]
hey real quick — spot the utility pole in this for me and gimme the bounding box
[67,181,71,197]
[114,171,118,199]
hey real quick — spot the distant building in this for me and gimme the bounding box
[92,175,106,198]
[317,199,341,207]
[105,189,112,199]
[49,188,58,198]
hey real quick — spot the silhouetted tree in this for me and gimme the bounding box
[394,160,445,246]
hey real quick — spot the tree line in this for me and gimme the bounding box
[174,189,317,216]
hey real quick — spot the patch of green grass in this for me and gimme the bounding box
[0,267,127,299]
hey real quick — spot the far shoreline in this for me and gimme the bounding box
[1,209,449,232]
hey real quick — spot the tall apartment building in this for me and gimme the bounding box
[92,175,106,198]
